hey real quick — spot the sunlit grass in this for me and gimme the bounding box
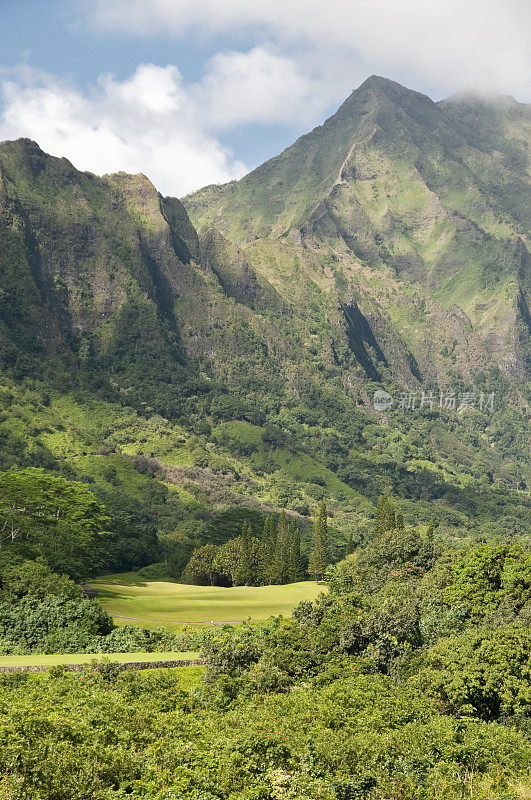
[91,574,326,625]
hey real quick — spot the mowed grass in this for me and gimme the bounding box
[91,574,326,626]
[0,652,199,667]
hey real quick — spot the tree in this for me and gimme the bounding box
[272,511,290,584]
[288,522,304,582]
[309,500,329,582]
[0,559,83,601]
[240,521,253,586]
[416,625,531,720]
[262,514,278,584]
[373,493,397,536]
[183,544,220,586]
[215,530,264,586]
[0,468,110,579]
[345,532,355,556]
[444,544,530,618]
[214,538,243,586]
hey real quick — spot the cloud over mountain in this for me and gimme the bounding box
[0,63,248,196]
[85,0,530,99]
[0,44,330,195]
[1,0,528,196]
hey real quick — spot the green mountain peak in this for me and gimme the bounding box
[183,77,529,382]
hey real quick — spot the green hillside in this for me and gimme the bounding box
[185,76,530,381]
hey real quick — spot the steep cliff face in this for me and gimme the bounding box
[0,140,386,413]
[198,229,283,312]
[0,142,177,347]
[0,142,196,409]
[184,77,530,381]
[0,138,428,405]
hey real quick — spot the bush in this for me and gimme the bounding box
[0,560,83,601]
[137,562,171,580]
[414,625,531,720]
[89,658,125,682]
[0,595,114,654]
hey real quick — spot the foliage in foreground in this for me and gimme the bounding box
[0,664,529,800]
[0,527,529,798]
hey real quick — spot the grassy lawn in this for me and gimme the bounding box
[0,652,200,667]
[91,574,326,625]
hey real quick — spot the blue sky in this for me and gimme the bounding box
[1,0,528,196]
[2,0,304,165]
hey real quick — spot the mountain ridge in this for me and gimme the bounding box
[184,76,530,383]
[183,77,530,239]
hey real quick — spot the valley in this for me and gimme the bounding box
[0,72,529,800]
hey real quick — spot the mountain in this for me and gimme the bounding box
[1,77,530,800]
[0,138,295,410]
[186,77,529,238]
[185,76,530,380]
[0,77,529,574]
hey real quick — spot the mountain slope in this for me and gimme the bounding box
[185,77,530,241]
[0,139,307,412]
[184,76,530,380]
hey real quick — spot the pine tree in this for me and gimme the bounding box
[309,499,329,582]
[260,515,270,584]
[240,520,253,585]
[262,514,278,584]
[320,499,329,563]
[288,521,304,582]
[272,510,291,584]
[345,532,355,556]
[262,515,271,548]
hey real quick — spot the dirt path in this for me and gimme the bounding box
[113,615,237,626]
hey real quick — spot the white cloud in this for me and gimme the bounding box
[2,0,528,199]
[0,46,329,195]
[85,0,531,99]
[195,46,322,129]
[0,41,334,196]
[0,63,248,196]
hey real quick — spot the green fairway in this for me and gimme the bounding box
[0,652,200,667]
[91,574,326,625]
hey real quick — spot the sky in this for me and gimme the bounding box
[1,0,529,197]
